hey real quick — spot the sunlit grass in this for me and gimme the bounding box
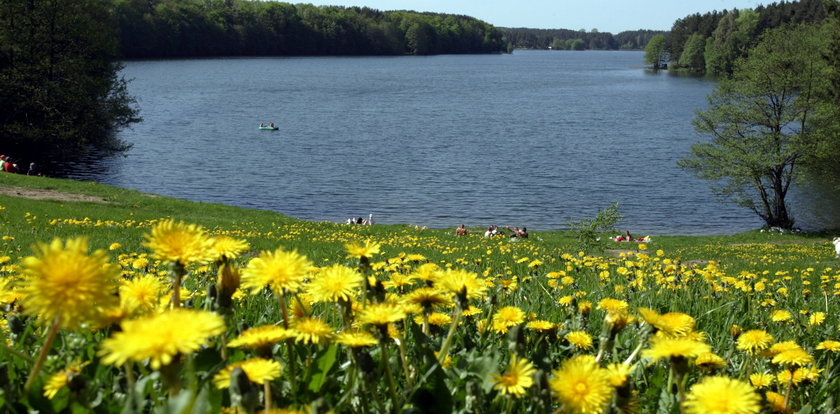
[1,174,838,413]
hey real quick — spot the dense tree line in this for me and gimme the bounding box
[667,0,830,75]
[114,0,506,58]
[0,0,140,169]
[500,28,665,51]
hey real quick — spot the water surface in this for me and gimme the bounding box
[68,50,837,234]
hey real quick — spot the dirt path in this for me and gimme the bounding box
[0,185,108,203]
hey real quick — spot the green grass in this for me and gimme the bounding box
[2,173,839,413]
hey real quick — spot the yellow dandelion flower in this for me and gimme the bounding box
[682,376,760,414]
[131,257,150,270]
[736,330,774,355]
[384,272,417,291]
[767,340,801,356]
[335,330,379,348]
[816,340,840,352]
[769,310,792,322]
[293,317,333,345]
[772,348,813,367]
[402,287,452,311]
[559,295,574,306]
[209,236,250,261]
[345,240,381,259]
[411,263,440,284]
[749,372,774,388]
[764,391,786,412]
[120,275,166,315]
[695,352,726,370]
[108,242,122,251]
[549,355,613,414]
[793,366,821,384]
[491,357,536,398]
[213,358,281,389]
[307,264,363,303]
[461,305,483,317]
[439,268,488,299]
[643,337,710,362]
[227,325,296,349]
[565,330,594,350]
[43,361,88,399]
[526,320,555,332]
[143,219,215,265]
[605,363,632,387]
[21,237,120,329]
[99,309,225,369]
[577,301,593,314]
[426,312,452,326]
[492,306,525,334]
[598,298,629,314]
[241,247,313,295]
[808,312,826,326]
[358,302,406,326]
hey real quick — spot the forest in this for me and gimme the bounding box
[500,28,665,51]
[665,0,830,75]
[114,0,507,58]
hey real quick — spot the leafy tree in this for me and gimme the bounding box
[567,203,624,253]
[803,1,840,187]
[644,34,666,69]
[0,0,140,169]
[678,24,828,229]
[704,9,759,76]
[678,33,706,71]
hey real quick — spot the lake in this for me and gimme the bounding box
[65,50,839,235]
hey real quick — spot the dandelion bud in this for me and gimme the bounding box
[729,324,742,339]
[217,264,240,310]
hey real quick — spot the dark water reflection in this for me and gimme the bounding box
[64,51,839,235]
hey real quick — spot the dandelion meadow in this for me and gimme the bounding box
[1,173,839,413]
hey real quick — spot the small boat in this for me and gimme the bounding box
[258,125,279,130]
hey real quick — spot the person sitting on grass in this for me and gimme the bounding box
[455,224,469,236]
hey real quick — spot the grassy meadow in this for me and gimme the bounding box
[1,173,838,413]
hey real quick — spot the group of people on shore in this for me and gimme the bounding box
[454,224,528,238]
[612,231,651,242]
[0,155,39,176]
[346,214,374,225]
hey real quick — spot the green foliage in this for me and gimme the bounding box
[644,34,667,69]
[502,27,663,51]
[677,33,707,71]
[112,0,506,58]
[567,203,624,253]
[668,0,830,75]
[679,24,829,229]
[704,9,759,76]
[0,0,141,169]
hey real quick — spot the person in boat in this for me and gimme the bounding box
[268,122,275,127]
[259,122,265,127]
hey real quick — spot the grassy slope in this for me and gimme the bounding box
[1,173,837,273]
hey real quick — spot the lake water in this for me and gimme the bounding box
[66,50,839,235]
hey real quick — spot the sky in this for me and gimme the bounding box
[303,1,765,33]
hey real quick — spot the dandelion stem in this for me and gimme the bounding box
[171,262,185,308]
[623,340,646,366]
[381,342,399,408]
[437,308,462,364]
[782,374,793,413]
[24,316,61,393]
[264,381,272,411]
[396,336,413,389]
[278,294,297,393]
